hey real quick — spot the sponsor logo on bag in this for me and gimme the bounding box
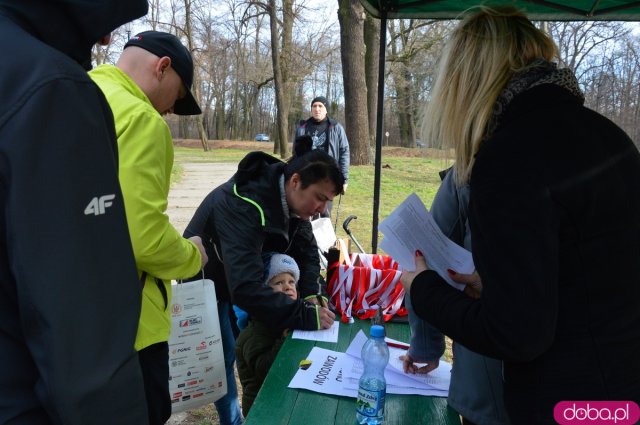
[169,279,226,409]
[179,317,202,327]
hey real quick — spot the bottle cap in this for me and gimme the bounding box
[370,325,385,338]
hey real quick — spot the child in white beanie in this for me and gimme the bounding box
[235,252,300,416]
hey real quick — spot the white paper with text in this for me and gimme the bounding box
[379,193,474,290]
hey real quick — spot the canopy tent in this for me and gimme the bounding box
[359,1,640,21]
[362,0,640,253]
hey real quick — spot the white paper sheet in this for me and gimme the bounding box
[378,192,474,290]
[292,321,340,343]
[345,330,451,392]
[342,376,448,397]
[287,347,355,397]
[287,346,449,398]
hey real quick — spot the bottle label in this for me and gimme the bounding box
[356,387,386,418]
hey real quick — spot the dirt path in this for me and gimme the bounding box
[167,162,237,235]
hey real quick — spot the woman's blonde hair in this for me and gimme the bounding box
[420,6,558,184]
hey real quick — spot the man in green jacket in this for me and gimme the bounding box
[90,31,207,425]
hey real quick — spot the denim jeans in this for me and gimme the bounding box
[214,301,244,425]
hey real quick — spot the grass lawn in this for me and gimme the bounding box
[173,145,454,253]
[170,143,456,424]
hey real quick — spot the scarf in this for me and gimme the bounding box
[485,59,584,140]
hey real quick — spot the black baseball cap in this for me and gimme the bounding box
[125,31,201,115]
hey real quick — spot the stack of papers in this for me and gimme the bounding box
[378,192,474,290]
[288,330,450,398]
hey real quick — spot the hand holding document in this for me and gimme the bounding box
[379,193,474,290]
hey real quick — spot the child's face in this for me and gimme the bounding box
[268,272,297,301]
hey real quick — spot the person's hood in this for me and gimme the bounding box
[233,152,289,235]
[0,0,148,69]
[235,151,284,186]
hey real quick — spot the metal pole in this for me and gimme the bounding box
[371,11,387,254]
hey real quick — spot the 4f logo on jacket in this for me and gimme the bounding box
[84,194,115,216]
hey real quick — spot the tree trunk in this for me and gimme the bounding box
[364,15,380,146]
[183,0,209,150]
[338,0,371,165]
[268,0,292,159]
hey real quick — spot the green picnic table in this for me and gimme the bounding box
[244,318,461,425]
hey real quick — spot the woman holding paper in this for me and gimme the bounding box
[401,6,640,424]
[402,167,509,425]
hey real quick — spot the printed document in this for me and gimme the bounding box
[292,321,339,343]
[379,193,474,290]
[288,330,450,398]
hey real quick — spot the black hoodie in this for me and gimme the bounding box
[0,1,149,424]
[184,152,326,331]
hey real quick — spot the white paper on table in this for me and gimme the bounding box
[287,347,356,397]
[292,321,339,343]
[287,346,449,398]
[342,376,448,397]
[344,330,451,393]
[378,193,474,290]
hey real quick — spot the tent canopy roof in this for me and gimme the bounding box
[359,1,640,21]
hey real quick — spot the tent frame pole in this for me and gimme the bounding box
[371,10,387,253]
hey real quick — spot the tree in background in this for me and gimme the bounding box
[100,3,640,152]
[338,0,371,165]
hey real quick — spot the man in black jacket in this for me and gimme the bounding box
[0,1,149,423]
[295,96,349,218]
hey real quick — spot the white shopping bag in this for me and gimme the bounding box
[312,217,337,270]
[312,217,337,253]
[168,279,227,413]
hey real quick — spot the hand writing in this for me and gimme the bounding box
[399,352,439,374]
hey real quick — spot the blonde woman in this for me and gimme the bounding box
[402,6,640,424]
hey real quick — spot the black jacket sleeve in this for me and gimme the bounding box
[0,77,147,423]
[411,131,558,362]
[213,188,321,331]
[184,188,232,301]
[289,218,326,300]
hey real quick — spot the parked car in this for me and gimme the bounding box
[255,133,270,142]
[415,139,426,148]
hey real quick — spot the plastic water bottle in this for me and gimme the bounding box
[355,325,389,424]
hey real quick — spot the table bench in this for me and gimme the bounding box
[245,318,461,425]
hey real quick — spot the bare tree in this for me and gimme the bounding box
[181,0,210,150]
[364,14,380,146]
[547,21,640,149]
[338,0,370,165]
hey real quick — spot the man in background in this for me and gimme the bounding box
[90,31,208,425]
[295,96,349,218]
[0,0,149,423]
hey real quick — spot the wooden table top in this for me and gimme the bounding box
[244,318,461,425]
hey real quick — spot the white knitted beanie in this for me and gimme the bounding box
[264,253,300,285]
